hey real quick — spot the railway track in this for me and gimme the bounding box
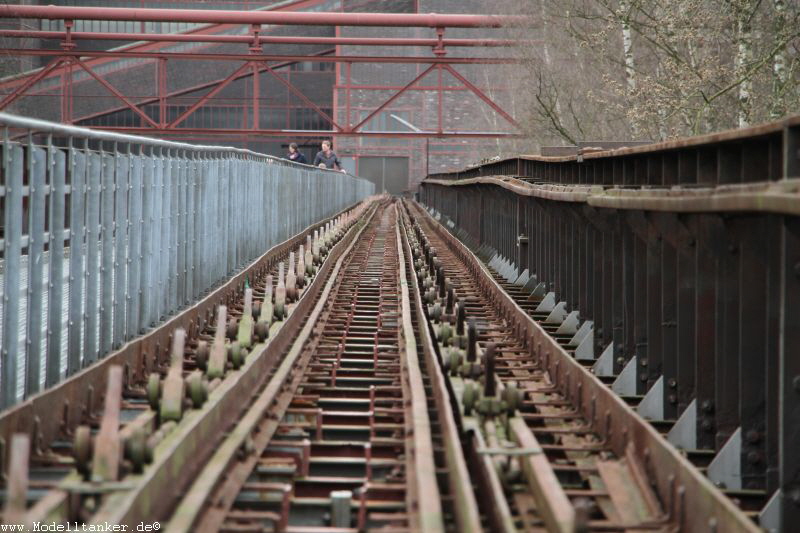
[164,198,466,533]
[398,199,758,533]
[0,195,762,532]
[0,202,368,526]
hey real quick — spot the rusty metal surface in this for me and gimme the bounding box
[0,202,366,528]
[90,205,374,527]
[398,210,484,533]
[166,201,382,532]
[407,199,759,532]
[164,199,452,532]
[423,175,800,215]
[428,113,799,185]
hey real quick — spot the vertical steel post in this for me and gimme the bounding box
[112,145,129,346]
[140,151,154,330]
[67,140,86,375]
[46,135,66,386]
[2,138,23,407]
[127,149,143,338]
[25,137,46,397]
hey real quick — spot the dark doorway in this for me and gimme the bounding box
[358,156,409,195]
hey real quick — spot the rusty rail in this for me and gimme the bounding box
[404,198,758,532]
[0,197,373,528]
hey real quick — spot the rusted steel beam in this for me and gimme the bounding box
[428,115,800,184]
[422,176,800,216]
[398,209,484,532]
[395,206,444,532]
[409,199,759,533]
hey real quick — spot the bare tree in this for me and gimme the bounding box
[503,0,800,144]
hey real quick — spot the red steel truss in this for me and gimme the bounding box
[0,5,520,139]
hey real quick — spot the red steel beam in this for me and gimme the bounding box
[260,62,342,131]
[0,0,333,91]
[0,49,512,64]
[0,58,62,110]
[34,50,335,129]
[167,61,253,129]
[0,30,519,48]
[72,57,159,129]
[0,6,515,27]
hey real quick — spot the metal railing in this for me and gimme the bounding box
[0,112,374,408]
[418,115,800,529]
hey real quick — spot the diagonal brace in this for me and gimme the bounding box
[261,61,342,132]
[167,61,252,129]
[73,57,159,129]
[0,57,63,110]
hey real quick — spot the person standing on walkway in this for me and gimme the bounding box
[286,142,308,164]
[313,140,346,172]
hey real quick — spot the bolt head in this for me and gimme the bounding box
[745,429,761,444]
[746,450,761,464]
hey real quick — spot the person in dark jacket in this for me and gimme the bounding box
[313,140,345,172]
[286,143,307,164]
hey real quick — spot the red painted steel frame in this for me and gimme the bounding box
[0,54,517,137]
[0,7,519,138]
[0,6,515,27]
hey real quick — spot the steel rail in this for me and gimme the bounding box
[397,208,484,532]
[0,202,367,524]
[165,200,449,532]
[87,204,374,528]
[40,211,362,524]
[408,200,759,532]
[72,127,522,138]
[0,6,516,28]
[0,111,344,172]
[165,200,387,532]
[401,202,576,533]
[394,203,445,533]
